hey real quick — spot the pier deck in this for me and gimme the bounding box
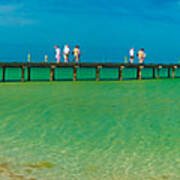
[0,62,179,82]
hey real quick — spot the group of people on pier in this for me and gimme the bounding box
[54,45,146,64]
[129,48,146,64]
[54,45,81,63]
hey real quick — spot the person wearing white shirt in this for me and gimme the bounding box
[129,48,135,64]
[63,45,70,63]
[54,45,61,63]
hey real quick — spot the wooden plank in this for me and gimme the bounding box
[0,62,179,69]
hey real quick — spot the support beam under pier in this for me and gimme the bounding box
[168,67,171,78]
[21,66,25,82]
[73,65,78,81]
[137,66,143,80]
[50,66,55,81]
[157,66,162,79]
[2,67,5,82]
[153,68,156,79]
[96,65,101,81]
[119,66,124,80]
[27,67,31,81]
[172,66,177,79]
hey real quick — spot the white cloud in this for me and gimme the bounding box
[0,3,36,26]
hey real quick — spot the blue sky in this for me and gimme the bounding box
[0,0,180,63]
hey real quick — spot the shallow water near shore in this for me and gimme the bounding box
[0,70,179,179]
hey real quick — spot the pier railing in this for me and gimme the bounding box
[0,62,179,82]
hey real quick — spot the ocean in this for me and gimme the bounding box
[0,68,179,180]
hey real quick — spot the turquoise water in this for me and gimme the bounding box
[0,69,179,180]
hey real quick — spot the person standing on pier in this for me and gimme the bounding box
[63,45,71,63]
[54,45,61,63]
[73,46,81,63]
[129,48,135,64]
[137,49,146,64]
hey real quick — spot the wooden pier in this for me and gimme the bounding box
[0,62,179,82]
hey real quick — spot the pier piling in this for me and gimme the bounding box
[21,66,25,82]
[172,66,176,79]
[27,67,31,81]
[73,65,78,81]
[157,66,162,79]
[153,67,156,79]
[168,67,171,78]
[2,67,5,82]
[137,66,143,80]
[50,66,55,81]
[119,66,124,80]
[96,65,101,81]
